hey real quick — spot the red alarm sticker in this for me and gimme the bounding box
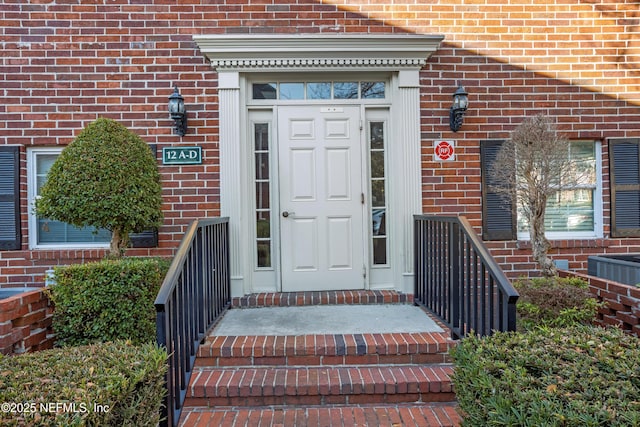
[434,140,455,161]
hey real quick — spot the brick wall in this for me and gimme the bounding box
[560,270,640,337]
[1,0,639,286]
[0,289,54,355]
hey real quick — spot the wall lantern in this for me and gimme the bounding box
[168,86,187,136]
[449,85,469,132]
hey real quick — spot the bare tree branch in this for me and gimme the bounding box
[490,114,583,277]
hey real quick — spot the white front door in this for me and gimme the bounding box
[278,105,365,292]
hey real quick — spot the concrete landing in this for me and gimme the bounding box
[212,304,444,336]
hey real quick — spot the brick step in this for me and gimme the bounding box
[196,332,455,368]
[185,365,455,407]
[180,403,462,427]
[232,290,413,308]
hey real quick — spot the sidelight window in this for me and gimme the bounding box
[369,121,388,265]
[254,123,273,268]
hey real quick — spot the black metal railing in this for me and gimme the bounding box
[414,215,519,339]
[155,217,231,427]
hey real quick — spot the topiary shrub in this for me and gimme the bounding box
[0,340,167,426]
[35,118,163,257]
[48,257,170,347]
[451,325,640,426]
[514,276,602,331]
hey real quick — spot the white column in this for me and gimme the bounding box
[218,71,245,296]
[396,70,422,293]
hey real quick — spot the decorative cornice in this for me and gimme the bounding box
[193,34,443,72]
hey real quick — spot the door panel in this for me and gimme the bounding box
[279,105,365,291]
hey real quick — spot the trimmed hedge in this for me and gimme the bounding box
[451,325,640,427]
[48,257,170,347]
[35,117,163,257]
[0,341,167,426]
[514,276,602,331]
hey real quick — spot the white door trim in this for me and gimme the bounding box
[202,35,441,297]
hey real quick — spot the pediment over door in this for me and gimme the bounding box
[193,34,443,72]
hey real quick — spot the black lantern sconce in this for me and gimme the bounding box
[449,85,469,132]
[168,86,187,136]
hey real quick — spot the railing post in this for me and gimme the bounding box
[449,221,461,338]
[156,310,169,427]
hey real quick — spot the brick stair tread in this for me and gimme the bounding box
[232,290,413,308]
[188,365,454,399]
[197,332,456,367]
[179,403,462,427]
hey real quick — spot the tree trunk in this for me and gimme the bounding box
[109,228,126,258]
[529,199,557,277]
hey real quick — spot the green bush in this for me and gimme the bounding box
[514,276,602,331]
[0,341,166,427]
[48,257,170,347]
[35,117,163,257]
[451,325,640,426]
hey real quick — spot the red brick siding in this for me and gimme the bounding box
[0,289,54,355]
[1,0,639,285]
[560,270,640,337]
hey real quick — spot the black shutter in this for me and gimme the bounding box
[610,139,640,237]
[130,144,159,248]
[480,140,516,240]
[0,146,21,250]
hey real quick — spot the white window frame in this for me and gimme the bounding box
[27,147,110,250]
[516,140,603,240]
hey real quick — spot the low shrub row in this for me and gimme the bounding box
[451,325,640,426]
[0,340,167,426]
[48,257,170,347]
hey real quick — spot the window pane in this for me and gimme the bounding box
[257,241,271,267]
[371,151,385,178]
[545,190,594,232]
[36,154,57,194]
[361,82,385,99]
[372,209,386,236]
[370,122,384,150]
[35,153,110,245]
[307,82,331,99]
[517,141,597,235]
[373,238,387,264]
[256,181,269,209]
[253,83,277,100]
[571,141,596,185]
[280,83,304,100]
[334,82,358,99]
[36,154,57,175]
[256,213,270,238]
[371,180,385,206]
[255,123,269,151]
[255,152,269,180]
[38,219,110,244]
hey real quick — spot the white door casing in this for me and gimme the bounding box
[278,105,365,291]
[196,34,443,296]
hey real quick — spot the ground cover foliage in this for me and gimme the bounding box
[0,341,167,426]
[452,325,640,426]
[452,275,640,426]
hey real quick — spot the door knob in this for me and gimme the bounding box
[282,211,295,218]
